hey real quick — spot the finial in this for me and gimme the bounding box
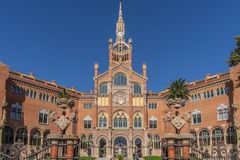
[118,0,123,21]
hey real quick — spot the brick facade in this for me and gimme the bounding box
[0,1,239,159]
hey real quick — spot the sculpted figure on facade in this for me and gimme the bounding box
[183,112,191,122]
[163,111,174,122]
[1,97,8,125]
[49,110,57,122]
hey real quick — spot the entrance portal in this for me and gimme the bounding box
[114,137,128,157]
[99,138,107,158]
[135,138,142,157]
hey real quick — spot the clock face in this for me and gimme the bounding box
[117,32,124,37]
[113,91,128,106]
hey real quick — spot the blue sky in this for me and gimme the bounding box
[0,0,240,92]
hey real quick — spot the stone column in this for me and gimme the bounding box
[182,140,190,160]
[0,127,3,147]
[168,140,175,160]
[50,140,59,160]
[66,140,74,160]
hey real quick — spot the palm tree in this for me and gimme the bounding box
[227,36,240,67]
[58,89,69,98]
[166,79,190,107]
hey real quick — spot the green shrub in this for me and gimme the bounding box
[80,156,96,160]
[117,154,124,160]
[143,156,162,160]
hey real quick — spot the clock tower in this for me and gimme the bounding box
[109,0,133,69]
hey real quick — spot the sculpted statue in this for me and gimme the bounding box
[232,103,240,128]
[49,110,57,122]
[70,111,77,122]
[184,112,191,122]
[163,111,173,122]
[1,97,8,125]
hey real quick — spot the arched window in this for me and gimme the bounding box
[149,116,157,129]
[10,85,15,93]
[217,104,229,121]
[46,94,49,101]
[207,91,210,98]
[133,113,142,128]
[15,86,20,94]
[81,135,87,149]
[148,103,157,109]
[135,138,142,148]
[39,109,49,124]
[10,103,22,120]
[148,135,160,149]
[133,83,141,95]
[153,135,161,149]
[192,109,201,124]
[84,116,92,129]
[2,126,14,144]
[113,73,127,86]
[99,113,107,128]
[217,88,220,96]
[113,42,129,52]
[113,112,128,128]
[84,103,92,109]
[210,90,214,97]
[30,90,33,98]
[30,129,41,146]
[43,93,46,101]
[212,128,224,145]
[203,92,206,99]
[220,87,224,95]
[39,93,43,100]
[16,128,28,145]
[99,83,108,95]
[199,130,210,146]
[227,126,237,144]
[25,89,30,97]
[33,91,37,98]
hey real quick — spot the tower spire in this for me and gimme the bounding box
[116,0,125,41]
[118,0,123,21]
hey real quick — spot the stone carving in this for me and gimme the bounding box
[233,103,240,128]
[55,115,71,132]
[49,111,57,122]
[163,111,174,122]
[56,98,75,109]
[1,97,8,125]
[167,98,186,108]
[184,112,191,122]
[171,115,186,130]
[70,111,77,122]
[113,91,128,106]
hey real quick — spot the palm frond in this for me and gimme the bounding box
[166,78,190,100]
